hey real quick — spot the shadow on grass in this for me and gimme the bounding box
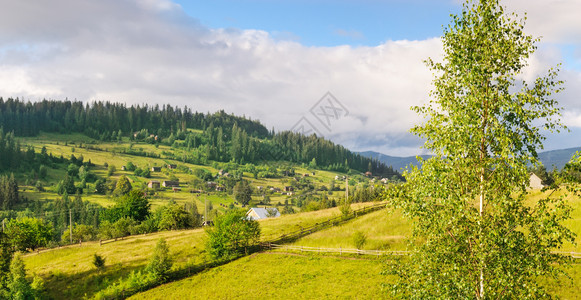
[41,260,145,299]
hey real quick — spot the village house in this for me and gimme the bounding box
[284,186,294,192]
[147,180,160,189]
[246,207,281,220]
[151,166,161,172]
[167,164,177,169]
[529,173,545,190]
[215,186,225,192]
[121,165,127,171]
[207,182,217,189]
[162,180,180,188]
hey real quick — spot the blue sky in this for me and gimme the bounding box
[0,0,580,156]
[176,0,459,46]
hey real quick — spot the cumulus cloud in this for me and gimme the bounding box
[0,0,579,156]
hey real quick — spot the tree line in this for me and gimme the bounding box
[0,98,401,177]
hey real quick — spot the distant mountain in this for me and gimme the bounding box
[358,151,432,172]
[360,147,581,172]
[538,147,581,170]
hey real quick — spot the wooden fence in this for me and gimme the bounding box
[266,202,388,245]
[267,243,409,256]
[266,243,581,259]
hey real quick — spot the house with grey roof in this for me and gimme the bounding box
[246,207,281,220]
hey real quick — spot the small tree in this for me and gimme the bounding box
[147,238,172,280]
[5,218,54,252]
[352,231,367,250]
[206,209,260,259]
[92,254,105,270]
[158,203,193,231]
[233,180,253,206]
[0,232,14,289]
[107,164,116,177]
[7,254,34,299]
[113,175,132,196]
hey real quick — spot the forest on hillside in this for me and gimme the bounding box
[0,97,398,177]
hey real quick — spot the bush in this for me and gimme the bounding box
[92,254,105,270]
[352,231,367,249]
[147,238,172,280]
[206,209,261,259]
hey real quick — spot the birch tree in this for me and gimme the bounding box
[389,0,576,298]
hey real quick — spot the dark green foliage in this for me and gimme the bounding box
[146,238,172,280]
[0,174,19,210]
[158,203,193,231]
[61,224,98,244]
[113,175,132,196]
[0,232,14,289]
[125,161,136,171]
[233,180,253,206]
[94,179,107,195]
[6,254,34,299]
[193,168,213,181]
[102,190,150,223]
[92,254,105,270]
[57,174,77,195]
[5,217,54,251]
[206,209,261,259]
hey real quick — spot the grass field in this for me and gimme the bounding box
[289,208,409,250]
[23,229,207,299]
[129,253,581,300]
[22,203,374,299]
[129,253,388,300]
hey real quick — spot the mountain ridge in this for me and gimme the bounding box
[360,147,581,172]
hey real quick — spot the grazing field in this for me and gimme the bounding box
[22,203,377,299]
[289,208,409,250]
[23,229,207,299]
[129,253,388,300]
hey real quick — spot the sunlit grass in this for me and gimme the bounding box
[129,253,388,300]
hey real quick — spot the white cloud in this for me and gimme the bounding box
[503,0,581,43]
[0,0,579,156]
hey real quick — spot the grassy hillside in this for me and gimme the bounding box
[131,203,581,300]
[22,203,378,299]
[19,132,353,212]
[288,208,409,251]
[129,253,388,300]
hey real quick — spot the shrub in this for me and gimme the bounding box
[92,254,105,270]
[206,209,261,259]
[146,238,172,280]
[352,231,367,250]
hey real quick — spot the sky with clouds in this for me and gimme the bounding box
[0,0,580,156]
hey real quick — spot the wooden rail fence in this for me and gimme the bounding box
[266,202,388,245]
[265,243,581,259]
